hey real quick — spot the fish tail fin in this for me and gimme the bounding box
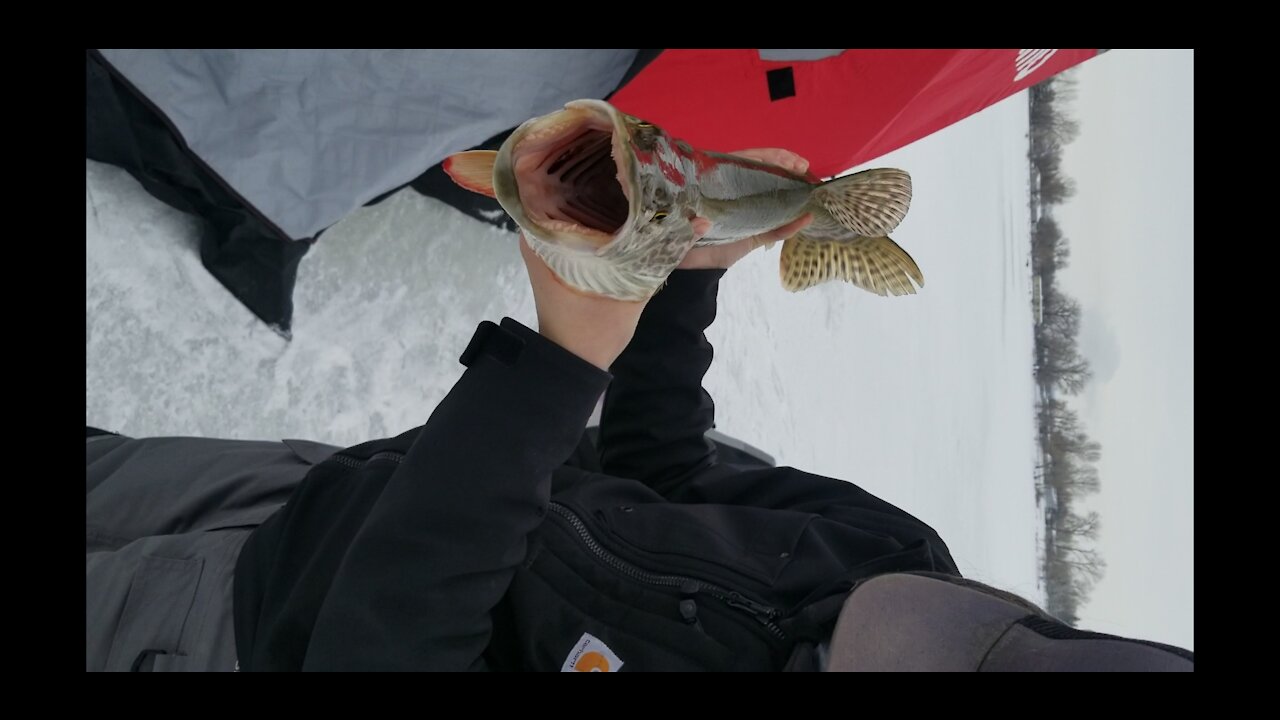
[780,233,924,295]
[812,168,912,237]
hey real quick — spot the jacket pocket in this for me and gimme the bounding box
[491,546,746,672]
[599,503,810,586]
[104,555,204,671]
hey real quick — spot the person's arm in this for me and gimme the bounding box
[300,318,609,671]
[299,237,646,671]
[597,268,725,492]
[598,148,813,494]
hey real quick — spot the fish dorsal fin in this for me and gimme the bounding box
[780,233,924,296]
[813,168,912,238]
[443,151,499,198]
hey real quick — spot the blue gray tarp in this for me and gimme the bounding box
[87,49,647,334]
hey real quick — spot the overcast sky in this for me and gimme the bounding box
[1053,49,1193,650]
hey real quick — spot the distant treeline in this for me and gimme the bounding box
[1029,74,1104,626]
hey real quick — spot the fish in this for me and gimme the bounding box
[443,99,922,301]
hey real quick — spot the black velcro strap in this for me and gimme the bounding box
[459,320,525,368]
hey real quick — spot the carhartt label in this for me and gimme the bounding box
[561,632,624,672]
[1015,49,1058,82]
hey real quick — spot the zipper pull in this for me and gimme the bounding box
[679,598,706,634]
[679,581,706,633]
[726,591,779,619]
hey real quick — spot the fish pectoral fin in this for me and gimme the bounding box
[779,234,924,296]
[442,150,499,198]
[813,168,912,237]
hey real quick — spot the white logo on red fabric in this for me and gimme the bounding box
[1015,49,1059,82]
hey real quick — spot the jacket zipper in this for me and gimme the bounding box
[328,451,788,641]
[548,502,788,641]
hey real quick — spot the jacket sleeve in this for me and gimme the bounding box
[597,268,724,494]
[302,318,610,671]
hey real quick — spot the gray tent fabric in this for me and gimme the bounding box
[756,49,845,61]
[97,49,640,241]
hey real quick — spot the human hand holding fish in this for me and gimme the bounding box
[518,231,646,371]
[678,148,815,270]
[515,148,813,371]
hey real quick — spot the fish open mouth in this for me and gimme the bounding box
[510,106,631,245]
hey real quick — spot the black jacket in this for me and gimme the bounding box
[233,270,958,671]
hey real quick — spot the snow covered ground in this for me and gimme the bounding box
[86,93,1040,601]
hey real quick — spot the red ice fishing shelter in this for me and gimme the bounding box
[612,49,1101,178]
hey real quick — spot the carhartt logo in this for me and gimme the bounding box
[1015,50,1059,82]
[561,632,624,672]
[575,652,611,672]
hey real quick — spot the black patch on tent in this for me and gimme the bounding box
[86,50,306,338]
[767,67,796,101]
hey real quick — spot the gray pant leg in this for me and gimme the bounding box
[86,436,338,671]
[87,436,335,546]
[87,529,249,671]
